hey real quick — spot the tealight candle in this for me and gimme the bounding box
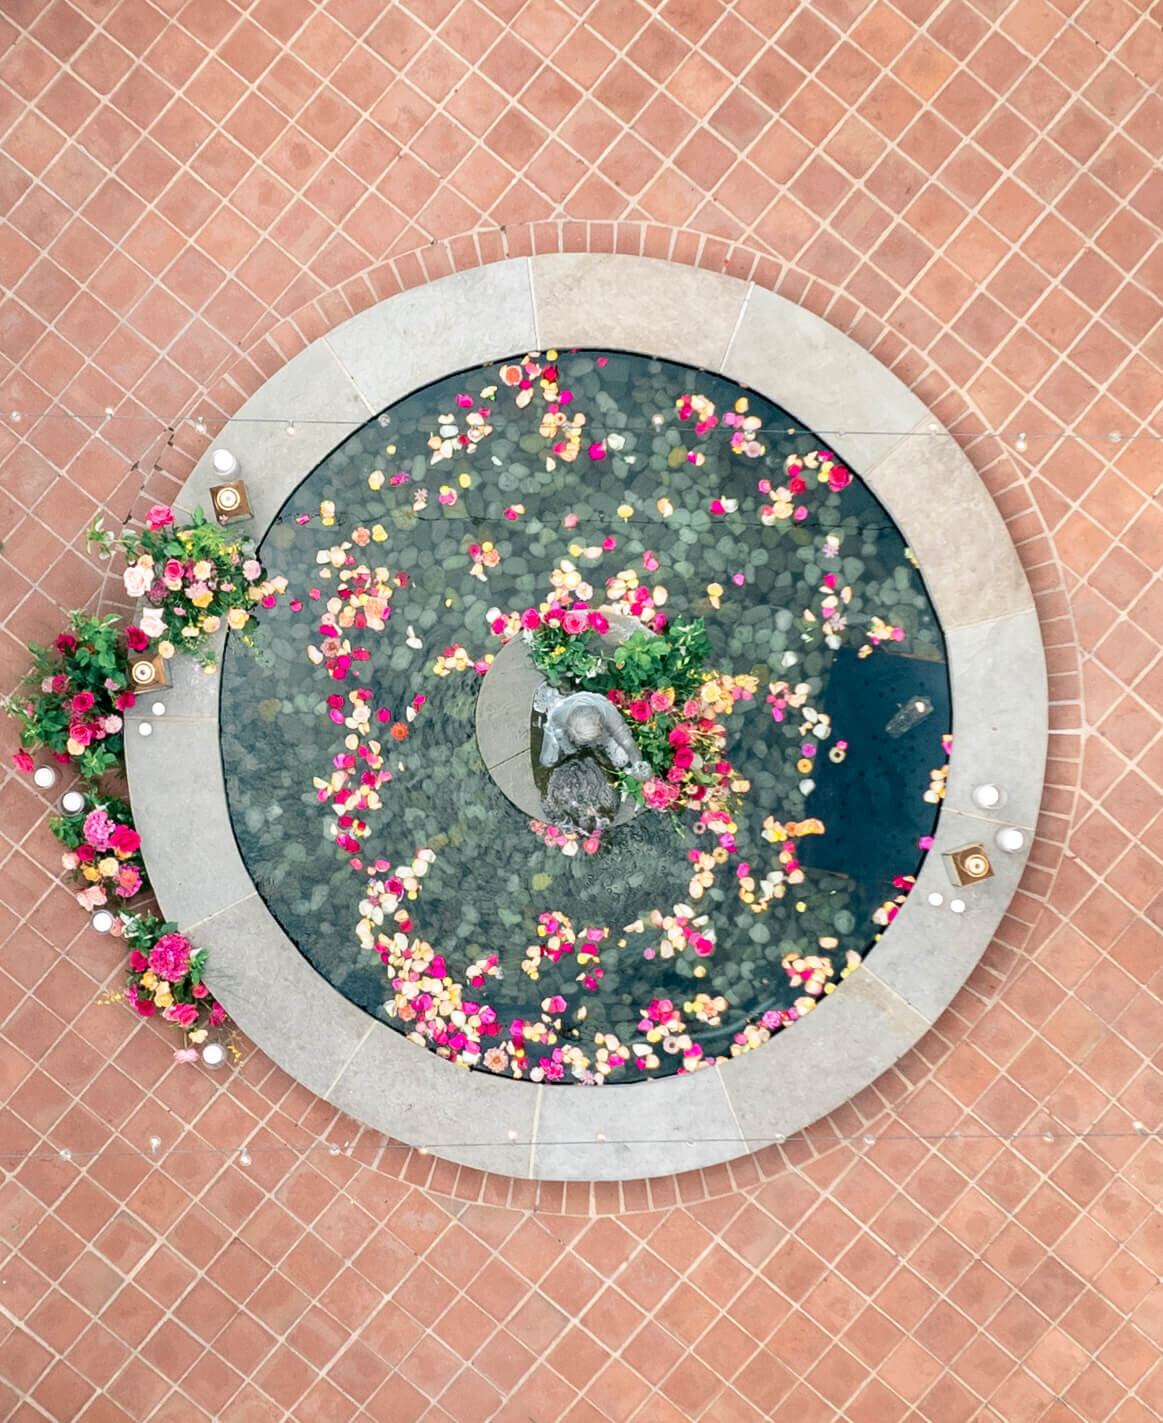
[972,783,1003,809]
[33,766,59,789]
[201,1042,227,1069]
[90,909,115,933]
[995,827,1025,853]
[138,722,152,736]
[212,448,239,477]
[151,702,166,716]
[926,891,944,907]
[59,789,86,815]
[950,899,966,914]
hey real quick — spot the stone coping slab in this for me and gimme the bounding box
[127,255,1048,1182]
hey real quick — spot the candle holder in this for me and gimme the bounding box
[58,789,86,815]
[211,448,239,478]
[201,1042,227,1069]
[33,765,59,790]
[995,827,1025,853]
[90,909,115,933]
[972,783,1006,809]
[943,843,994,886]
[209,478,252,525]
[129,654,169,692]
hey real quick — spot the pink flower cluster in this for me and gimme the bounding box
[148,932,193,981]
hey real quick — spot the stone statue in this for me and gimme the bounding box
[534,687,653,781]
[534,686,653,836]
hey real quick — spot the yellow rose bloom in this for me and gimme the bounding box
[140,971,158,990]
[98,857,118,878]
[201,615,221,633]
[227,608,249,630]
[192,560,213,580]
[158,640,175,658]
[190,589,213,608]
[82,865,102,883]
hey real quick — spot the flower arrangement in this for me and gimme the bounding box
[48,792,149,910]
[5,612,136,778]
[87,504,267,666]
[516,608,753,816]
[118,911,225,1039]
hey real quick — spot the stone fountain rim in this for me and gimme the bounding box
[124,254,1048,1183]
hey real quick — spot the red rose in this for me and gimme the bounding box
[71,691,95,713]
[125,626,149,652]
[129,950,148,971]
[55,633,78,654]
[75,845,95,862]
[110,826,141,856]
[114,691,136,711]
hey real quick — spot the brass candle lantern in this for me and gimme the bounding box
[943,843,994,887]
[129,654,169,692]
[209,479,252,525]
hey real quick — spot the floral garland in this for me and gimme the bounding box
[88,503,274,667]
[49,792,149,910]
[6,613,136,778]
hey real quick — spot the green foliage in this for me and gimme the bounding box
[589,619,711,702]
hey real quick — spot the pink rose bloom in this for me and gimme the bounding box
[562,610,587,635]
[11,750,34,773]
[110,826,140,856]
[148,932,192,981]
[628,700,651,722]
[103,715,122,734]
[71,691,95,713]
[673,747,694,770]
[242,559,262,581]
[649,689,672,713]
[520,609,541,630]
[61,850,78,870]
[173,1047,199,1063]
[668,725,691,747]
[84,808,116,850]
[123,564,152,598]
[146,505,174,530]
[586,611,609,634]
[588,441,606,460]
[129,950,149,971]
[69,721,93,747]
[77,885,107,910]
[162,1003,199,1027]
[139,607,166,639]
[163,559,184,582]
[209,1003,226,1027]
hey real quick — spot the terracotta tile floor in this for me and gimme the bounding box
[1,1,1161,1419]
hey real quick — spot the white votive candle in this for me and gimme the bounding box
[33,766,59,789]
[212,448,239,476]
[972,783,1002,809]
[90,910,115,933]
[59,789,86,815]
[201,1042,227,1069]
[996,827,1025,853]
[151,701,166,716]
[950,899,966,914]
[138,722,152,736]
